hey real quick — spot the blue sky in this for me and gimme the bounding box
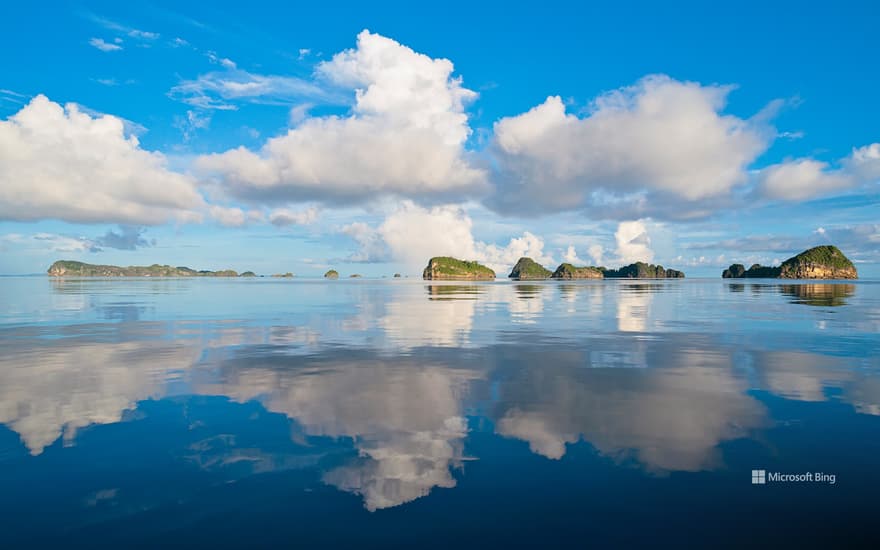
[1,0,878,276]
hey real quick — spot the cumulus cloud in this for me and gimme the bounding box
[0,95,204,224]
[758,159,853,200]
[209,205,248,227]
[562,245,587,265]
[196,30,487,205]
[342,221,389,262]
[489,75,772,216]
[344,201,553,273]
[614,220,654,264]
[757,142,880,201]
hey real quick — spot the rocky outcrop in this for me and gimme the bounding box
[324,270,339,279]
[422,257,495,280]
[779,245,858,279]
[721,264,746,278]
[550,263,603,279]
[47,260,239,277]
[509,257,552,280]
[722,245,857,279]
[602,262,685,279]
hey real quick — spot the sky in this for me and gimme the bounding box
[1,0,878,277]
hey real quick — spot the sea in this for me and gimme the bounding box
[1,276,878,547]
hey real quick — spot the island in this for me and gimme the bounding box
[349,274,362,278]
[271,272,294,278]
[241,271,257,277]
[47,260,241,277]
[422,257,495,280]
[393,273,402,278]
[509,257,552,280]
[550,263,603,279]
[602,262,685,278]
[324,269,339,279]
[722,245,857,279]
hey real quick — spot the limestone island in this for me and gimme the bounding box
[271,272,294,278]
[602,262,685,279]
[48,260,243,277]
[722,245,857,279]
[509,257,553,280]
[423,257,495,280]
[324,269,339,279]
[550,263,603,279]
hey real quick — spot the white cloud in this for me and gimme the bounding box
[196,30,487,205]
[1,226,154,253]
[169,69,332,111]
[288,103,312,125]
[614,220,654,264]
[88,38,122,52]
[268,206,319,226]
[845,143,880,181]
[298,48,311,60]
[346,201,553,274]
[588,244,605,265]
[342,221,389,262]
[1,232,96,253]
[210,205,249,227]
[562,245,585,265]
[128,29,159,40]
[173,109,211,141]
[0,95,203,224]
[490,75,772,215]
[757,142,880,201]
[758,159,853,201]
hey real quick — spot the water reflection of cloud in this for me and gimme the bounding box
[193,354,481,511]
[493,343,767,472]
[0,333,201,455]
[616,285,654,332]
[379,285,479,349]
[508,284,545,324]
[751,350,880,414]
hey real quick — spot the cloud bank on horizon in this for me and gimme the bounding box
[1,24,878,274]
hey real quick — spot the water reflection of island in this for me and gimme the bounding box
[779,284,855,307]
[727,282,856,307]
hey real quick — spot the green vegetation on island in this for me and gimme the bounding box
[602,262,685,279]
[550,263,603,279]
[509,257,552,280]
[240,271,257,277]
[350,274,362,278]
[393,273,401,278]
[271,272,294,278]
[423,257,495,280]
[722,245,857,279]
[324,269,339,279]
[47,260,240,277]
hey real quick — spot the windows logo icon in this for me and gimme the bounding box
[751,470,766,485]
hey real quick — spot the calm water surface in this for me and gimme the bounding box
[1,277,879,547]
